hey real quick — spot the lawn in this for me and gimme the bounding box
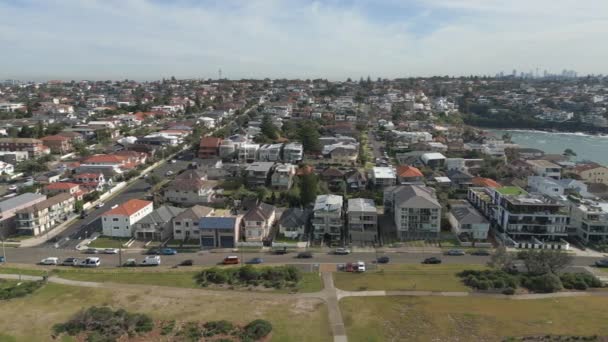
[333,264,486,292]
[87,236,130,248]
[341,296,608,341]
[0,283,331,342]
[0,266,48,277]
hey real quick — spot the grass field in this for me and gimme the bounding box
[341,296,608,341]
[53,267,323,293]
[333,264,486,292]
[87,236,130,248]
[0,283,331,342]
[0,266,48,277]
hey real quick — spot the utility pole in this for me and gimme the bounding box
[1,235,6,263]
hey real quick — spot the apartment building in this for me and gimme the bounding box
[447,200,490,240]
[40,135,73,154]
[0,138,46,157]
[569,197,608,244]
[526,160,562,179]
[15,193,74,236]
[312,194,344,242]
[572,163,608,185]
[0,193,47,236]
[172,205,214,241]
[347,198,378,244]
[371,167,396,188]
[384,185,441,240]
[270,163,296,190]
[283,142,303,163]
[258,144,282,162]
[238,143,260,163]
[245,162,274,187]
[198,137,222,159]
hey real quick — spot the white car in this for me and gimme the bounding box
[355,261,366,272]
[165,170,174,176]
[80,257,101,267]
[103,248,119,254]
[140,255,161,266]
[40,257,59,265]
[8,185,17,191]
[170,159,177,164]
[96,202,105,208]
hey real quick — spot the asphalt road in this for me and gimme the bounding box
[42,151,194,249]
[3,247,605,269]
[367,130,384,160]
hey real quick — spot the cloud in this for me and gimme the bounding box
[0,0,606,80]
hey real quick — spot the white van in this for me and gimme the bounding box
[80,257,101,268]
[40,257,59,265]
[355,261,366,272]
[140,255,161,266]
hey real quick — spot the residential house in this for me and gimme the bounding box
[270,163,296,190]
[384,185,442,240]
[0,138,47,157]
[323,143,358,165]
[312,194,344,242]
[347,198,378,245]
[371,167,396,188]
[528,176,590,199]
[396,165,424,184]
[199,215,242,248]
[191,158,227,180]
[43,182,84,200]
[447,200,490,240]
[173,205,214,241]
[133,205,185,241]
[238,143,260,163]
[573,163,608,185]
[345,169,367,191]
[283,142,303,163]
[471,177,501,188]
[526,160,562,179]
[278,208,310,239]
[35,171,62,184]
[245,162,274,187]
[0,193,46,236]
[446,169,474,189]
[164,170,216,205]
[198,137,222,159]
[101,199,153,237]
[40,135,72,154]
[258,144,282,162]
[569,197,608,244]
[242,203,277,241]
[15,193,74,236]
[421,152,446,169]
[73,172,107,192]
[321,167,346,190]
[0,151,28,164]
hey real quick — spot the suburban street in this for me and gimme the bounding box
[40,151,194,249]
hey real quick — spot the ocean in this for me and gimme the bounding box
[486,129,608,165]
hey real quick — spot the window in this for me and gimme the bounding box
[114,226,119,229]
[175,221,181,226]
[112,218,119,222]
[175,230,182,234]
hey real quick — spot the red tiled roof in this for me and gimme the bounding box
[396,165,423,178]
[472,177,501,188]
[200,137,222,148]
[84,154,126,164]
[45,182,79,190]
[41,135,70,141]
[102,199,152,217]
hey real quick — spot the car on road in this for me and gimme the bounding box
[96,202,104,208]
[160,248,177,255]
[165,170,174,176]
[179,259,194,266]
[355,261,366,272]
[80,210,88,219]
[140,255,161,266]
[222,256,240,265]
[84,248,99,254]
[0,256,4,263]
[595,259,608,268]
[333,248,351,255]
[61,257,79,266]
[123,258,137,267]
[296,251,313,259]
[170,159,177,164]
[111,204,118,209]
[8,185,17,192]
[79,257,101,268]
[445,249,466,256]
[103,248,119,254]
[40,257,59,265]
[471,249,491,256]
[422,257,442,264]
[377,256,390,264]
[245,257,264,264]
[271,247,288,255]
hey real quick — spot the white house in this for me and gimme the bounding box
[101,199,153,237]
[0,161,14,175]
[447,200,490,240]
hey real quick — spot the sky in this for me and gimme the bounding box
[1,0,608,81]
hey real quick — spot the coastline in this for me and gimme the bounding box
[481,128,608,138]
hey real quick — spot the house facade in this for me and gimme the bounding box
[0,193,47,236]
[384,185,442,240]
[447,200,490,240]
[199,216,241,248]
[270,163,296,190]
[278,208,310,239]
[347,198,378,245]
[242,203,277,241]
[0,138,46,157]
[133,205,185,241]
[312,194,344,242]
[15,193,74,236]
[172,205,214,241]
[101,199,153,237]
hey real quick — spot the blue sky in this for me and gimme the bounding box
[1,0,607,80]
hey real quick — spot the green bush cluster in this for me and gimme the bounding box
[457,270,518,292]
[195,265,301,289]
[53,306,154,342]
[0,280,45,300]
[520,274,563,293]
[176,319,272,342]
[560,273,603,290]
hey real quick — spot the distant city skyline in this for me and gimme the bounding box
[1,0,608,81]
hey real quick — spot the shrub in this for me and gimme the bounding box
[244,319,273,340]
[203,320,234,336]
[560,273,602,290]
[521,273,562,293]
[195,266,302,289]
[160,320,176,335]
[457,269,518,291]
[0,280,45,300]
[502,287,515,295]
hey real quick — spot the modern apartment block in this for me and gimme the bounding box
[15,193,75,236]
[283,142,303,163]
[384,185,441,240]
[0,138,46,157]
[526,160,562,179]
[569,197,608,244]
[347,198,378,244]
[312,194,344,242]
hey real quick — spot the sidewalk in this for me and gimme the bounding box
[19,214,79,248]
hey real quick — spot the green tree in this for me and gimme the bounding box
[298,122,321,153]
[563,148,577,157]
[260,114,278,140]
[299,174,318,206]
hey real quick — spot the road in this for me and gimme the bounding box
[42,151,194,249]
[367,130,384,160]
[3,247,605,269]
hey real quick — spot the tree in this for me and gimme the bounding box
[16,160,48,174]
[146,174,161,186]
[298,122,321,153]
[299,174,318,206]
[260,114,278,140]
[487,246,514,271]
[501,132,512,143]
[517,249,573,275]
[73,142,91,157]
[74,200,84,213]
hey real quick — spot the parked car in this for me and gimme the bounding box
[165,170,174,176]
[170,159,177,164]
[40,257,59,265]
[123,258,137,267]
[223,256,240,265]
[355,261,366,272]
[110,204,118,209]
[334,248,351,255]
[84,248,99,254]
[8,185,17,191]
[79,257,101,267]
[61,257,79,266]
[245,257,264,264]
[96,202,104,208]
[471,249,491,256]
[80,211,88,219]
[272,247,288,255]
[160,248,177,255]
[179,259,194,266]
[140,255,161,266]
[377,256,390,264]
[146,249,160,255]
[422,257,442,264]
[445,249,466,256]
[0,256,4,263]
[296,251,313,259]
[103,248,119,254]
[595,259,608,268]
